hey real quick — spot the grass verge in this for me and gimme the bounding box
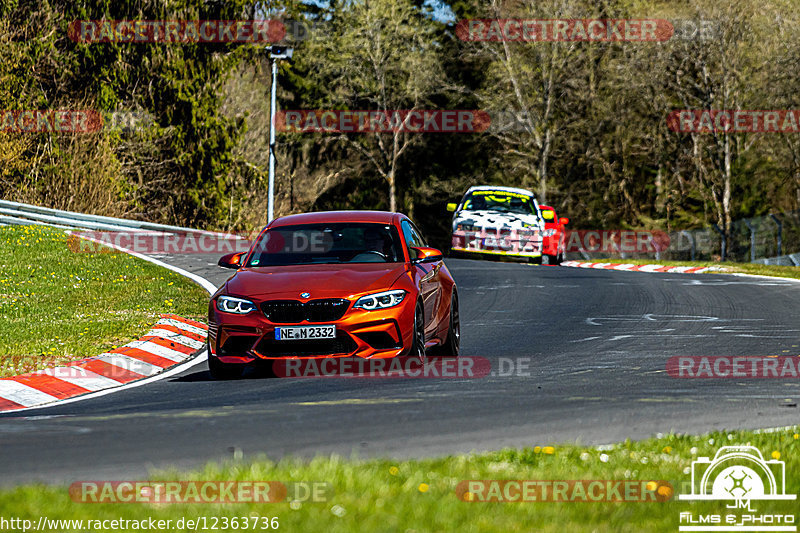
[0,427,797,532]
[575,258,800,280]
[0,225,209,377]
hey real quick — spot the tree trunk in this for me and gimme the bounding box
[723,134,732,243]
[538,128,551,204]
[388,171,396,212]
[796,184,800,210]
[655,164,664,214]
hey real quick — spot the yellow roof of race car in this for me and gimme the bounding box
[466,185,536,198]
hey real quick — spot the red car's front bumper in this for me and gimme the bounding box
[542,236,560,256]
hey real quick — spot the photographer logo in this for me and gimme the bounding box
[678,445,795,531]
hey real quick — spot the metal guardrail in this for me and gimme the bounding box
[0,200,240,238]
[0,213,78,230]
[0,207,150,232]
[564,210,800,264]
[753,253,800,266]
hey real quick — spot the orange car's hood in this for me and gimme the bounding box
[224,263,408,299]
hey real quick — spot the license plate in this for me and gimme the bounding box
[275,325,336,340]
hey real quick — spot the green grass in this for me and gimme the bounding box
[584,257,800,280]
[0,427,798,532]
[0,225,209,377]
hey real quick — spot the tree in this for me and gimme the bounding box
[0,0,260,227]
[656,0,762,244]
[461,0,586,205]
[299,0,443,212]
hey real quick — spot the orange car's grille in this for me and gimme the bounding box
[260,299,350,324]
[254,331,357,357]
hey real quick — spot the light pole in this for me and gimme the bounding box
[267,45,293,223]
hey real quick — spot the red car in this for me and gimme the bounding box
[538,205,569,265]
[208,211,459,378]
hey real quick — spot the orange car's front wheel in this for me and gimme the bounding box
[438,290,460,357]
[407,300,426,363]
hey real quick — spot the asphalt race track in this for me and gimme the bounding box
[1,257,799,485]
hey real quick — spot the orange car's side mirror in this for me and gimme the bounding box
[559,217,569,225]
[218,252,245,269]
[410,247,444,264]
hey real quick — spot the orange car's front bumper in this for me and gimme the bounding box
[208,297,415,364]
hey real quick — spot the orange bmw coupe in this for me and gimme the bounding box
[208,211,459,378]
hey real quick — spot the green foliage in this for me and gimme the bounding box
[0,0,258,225]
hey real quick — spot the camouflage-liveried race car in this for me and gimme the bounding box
[447,186,545,263]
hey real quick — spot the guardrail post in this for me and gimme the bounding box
[743,219,756,263]
[648,234,661,260]
[712,223,726,262]
[769,214,782,257]
[680,230,696,261]
[610,231,625,260]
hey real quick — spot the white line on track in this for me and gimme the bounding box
[67,231,218,294]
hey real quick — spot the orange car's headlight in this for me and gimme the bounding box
[353,289,407,311]
[216,295,257,314]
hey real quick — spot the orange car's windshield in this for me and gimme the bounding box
[246,223,404,266]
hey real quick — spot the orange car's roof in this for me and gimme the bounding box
[269,210,400,228]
